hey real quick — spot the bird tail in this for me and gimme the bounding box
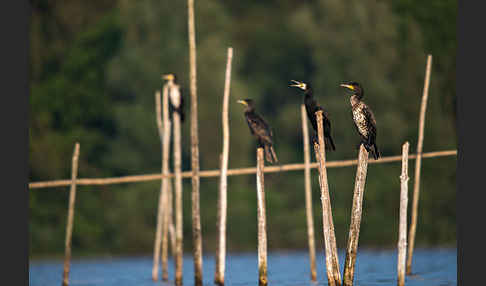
[170,105,185,122]
[325,135,336,151]
[369,143,380,160]
[264,144,278,164]
[177,107,185,122]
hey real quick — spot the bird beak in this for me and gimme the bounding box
[237,100,247,106]
[162,74,174,80]
[289,80,303,88]
[340,83,355,90]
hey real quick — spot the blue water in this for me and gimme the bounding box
[29,248,456,286]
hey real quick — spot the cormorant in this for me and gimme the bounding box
[162,73,185,122]
[340,81,380,160]
[289,80,336,151]
[237,99,278,164]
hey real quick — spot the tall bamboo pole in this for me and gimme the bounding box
[407,54,433,275]
[313,143,336,286]
[398,142,410,286]
[152,87,171,281]
[317,111,341,285]
[173,94,184,285]
[301,104,317,282]
[62,142,80,286]
[256,148,268,286]
[215,47,233,286]
[187,0,203,284]
[161,169,171,281]
[314,110,340,286]
[161,88,174,281]
[343,145,369,286]
[167,178,176,258]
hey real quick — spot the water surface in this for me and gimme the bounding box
[30,248,456,286]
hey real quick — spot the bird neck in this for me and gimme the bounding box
[165,80,175,88]
[305,88,313,97]
[350,94,362,107]
[304,89,314,103]
[244,106,255,113]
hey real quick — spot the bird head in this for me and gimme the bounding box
[237,99,254,109]
[162,73,176,82]
[340,81,363,95]
[289,80,309,91]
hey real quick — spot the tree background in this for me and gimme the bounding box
[29,0,456,258]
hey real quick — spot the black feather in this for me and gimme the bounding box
[240,99,278,164]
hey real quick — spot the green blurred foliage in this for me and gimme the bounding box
[29,0,456,258]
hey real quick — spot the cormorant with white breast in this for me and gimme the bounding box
[162,73,185,122]
[340,81,380,160]
[237,99,278,164]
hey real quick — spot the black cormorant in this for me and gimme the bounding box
[162,73,185,122]
[340,81,380,160]
[289,80,336,151]
[237,99,278,164]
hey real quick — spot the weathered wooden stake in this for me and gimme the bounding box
[187,0,203,284]
[62,142,80,286]
[167,178,176,258]
[256,148,268,286]
[343,145,369,286]
[215,47,233,286]
[173,94,184,285]
[162,85,174,280]
[153,87,172,281]
[314,110,341,286]
[301,104,317,282]
[407,54,433,275]
[398,142,410,286]
[161,173,171,281]
[161,136,172,281]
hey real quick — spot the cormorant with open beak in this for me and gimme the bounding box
[289,80,336,151]
[162,73,185,122]
[237,99,278,164]
[340,81,380,160]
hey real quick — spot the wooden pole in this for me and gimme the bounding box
[301,104,317,282]
[313,143,336,286]
[343,145,369,286]
[161,175,171,281]
[28,150,457,189]
[319,110,341,285]
[314,110,341,286]
[215,47,233,286]
[162,84,174,281]
[152,87,172,281]
[398,142,410,286]
[62,142,80,286]
[256,148,268,286]
[167,178,176,258]
[187,0,203,284]
[407,54,433,275]
[173,96,184,285]
[161,156,172,280]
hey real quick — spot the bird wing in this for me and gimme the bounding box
[362,104,377,140]
[246,112,273,144]
[179,86,185,119]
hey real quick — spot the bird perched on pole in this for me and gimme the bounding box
[340,81,380,160]
[237,99,278,164]
[162,73,185,122]
[289,80,336,151]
